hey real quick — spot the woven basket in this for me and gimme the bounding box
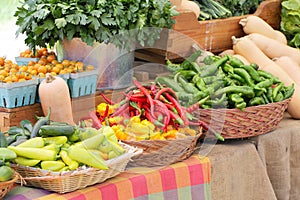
[10,143,142,193]
[122,132,202,168]
[0,171,19,199]
[194,98,291,139]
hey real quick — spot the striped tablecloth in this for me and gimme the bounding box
[5,155,211,200]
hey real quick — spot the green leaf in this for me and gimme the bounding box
[100,13,116,26]
[55,18,67,29]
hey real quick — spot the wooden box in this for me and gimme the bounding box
[135,0,282,63]
[0,90,127,132]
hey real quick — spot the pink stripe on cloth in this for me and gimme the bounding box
[98,183,119,200]
[159,168,177,191]
[129,175,149,198]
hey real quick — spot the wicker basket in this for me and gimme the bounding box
[194,98,291,139]
[122,132,202,168]
[0,171,19,199]
[10,143,142,193]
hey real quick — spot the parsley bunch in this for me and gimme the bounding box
[14,0,178,51]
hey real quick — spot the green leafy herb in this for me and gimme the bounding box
[14,0,178,51]
[280,0,300,48]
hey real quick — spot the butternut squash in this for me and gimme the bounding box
[218,49,234,57]
[246,33,300,65]
[178,0,201,18]
[232,36,274,68]
[232,36,300,119]
[273,56,300,85]
[39,73,75,125]
[239,15,287,44]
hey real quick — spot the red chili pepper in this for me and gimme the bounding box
[154,87,177,100]
[88,111,102,129]
[133,79,155,118]
[169,111,184,126]
[184,102,201,113]
[153,99,170,128]
[99,93,115,105]
[164,92,189,125]
[110,102,129,117]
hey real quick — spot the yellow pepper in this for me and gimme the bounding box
[96,103,115,116]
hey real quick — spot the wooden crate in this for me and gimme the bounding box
[135,0,282,63]
[0,91,125,132]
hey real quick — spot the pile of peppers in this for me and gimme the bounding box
[156,50,294,110]
[87,79,224,141]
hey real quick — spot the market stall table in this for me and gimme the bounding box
[4,155,211,200]
[4,113,300,200]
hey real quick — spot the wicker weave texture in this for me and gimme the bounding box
[123,134,202,168]
[0,172,18,199]
[10,143,142,193]
[196,99,290,139]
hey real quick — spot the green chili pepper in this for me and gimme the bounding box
[233,68,255,87]
[257,70,281,84]
[228,56,245,68]
[250,63,259,70]
[262,93,270,104]
[283,84,295,99]
[214,86,255,98]
[229,93,244,104]
[240,65,262,82]
[228,73,246,84]
[177,76,199,94]
[194,76,208,91]
[180,50,202,70]
[249,97,265,106]
[166,60,182,72]
[175,70,197,80]
[200,55,229,77]
[155,76,185,93]
[236,102,247,110]
[272,82,283,99]
[267,88,274,103]
[222,63,234,74]
[205,93,227,108]
[255,79,273,89]
[190,62,202,74]
[274,92,284,102]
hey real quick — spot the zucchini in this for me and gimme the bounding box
[39,124,75,137]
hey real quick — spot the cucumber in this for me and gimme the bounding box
[39,124,75,137]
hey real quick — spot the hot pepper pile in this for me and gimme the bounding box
[89,79,224,141]
[156,50,294,110]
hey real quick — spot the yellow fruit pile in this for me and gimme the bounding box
[0,48,95,83]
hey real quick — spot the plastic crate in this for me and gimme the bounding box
[35,73,70,102]
[0,78,38,108]
[67,70,98,98]
[15,57,39,66]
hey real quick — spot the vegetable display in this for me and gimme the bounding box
[6,123,126,171]
[84,78,223,141]
[158,50,294,110]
